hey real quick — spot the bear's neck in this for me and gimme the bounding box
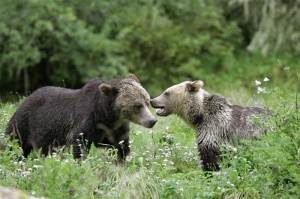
[180,89,209,127]
[197,93,232,127]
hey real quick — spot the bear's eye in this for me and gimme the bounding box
[164,92,170,97]
[134,104,143,109]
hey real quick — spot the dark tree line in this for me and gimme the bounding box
[0,0,299,101]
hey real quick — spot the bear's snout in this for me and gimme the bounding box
[137,105,158,128]
[148,118,157,128]
[150,98,159,107]
[150,98,169,116]
[141,114,157,128]
[141,117,157,128]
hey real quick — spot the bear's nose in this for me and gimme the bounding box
[150,99,155,106]
[149,118,157,128]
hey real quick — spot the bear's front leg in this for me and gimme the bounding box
[72,142,85,159]
[116,138,130,164]
[97,122,130,164]
[110,123,130,164]
[199,144,221,171]
[72,133,91,159]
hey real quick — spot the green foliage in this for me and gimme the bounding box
[0,0,128,100]
[1,0,243,100]
[1,0,299,101]
[219,53,300,98]
[88,0,242,95]
[218,92,300,198]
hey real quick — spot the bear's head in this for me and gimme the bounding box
[99,74,157,128]
[150,80,208,118]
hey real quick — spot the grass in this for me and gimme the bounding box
[0,87,300,199]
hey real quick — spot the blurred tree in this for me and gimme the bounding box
[0,0,128,100]
[5,0,298,100]
[224,0,300,55]
[68,0,242,95]
[0,0,243,99]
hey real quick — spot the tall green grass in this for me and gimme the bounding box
[0,86,299,198]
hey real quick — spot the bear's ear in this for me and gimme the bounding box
[99,84,117,96]
[186,81,204,92]
[126,73,140,83]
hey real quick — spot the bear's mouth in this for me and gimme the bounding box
[150,100,169,116]
[155,106,168,116]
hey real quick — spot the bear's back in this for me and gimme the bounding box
[32,86,78,99]
[16,86,78,114]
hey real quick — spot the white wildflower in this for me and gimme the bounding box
[126,156,132,161]
[22,171,30,176]
[215,171,222,176]
[18,161,25,166]
[135,173,140,179]
[257,87,267,94]
[255,80,261,85]
[263,77,270,82]
[94,189,104,195]
[33,165,42,169]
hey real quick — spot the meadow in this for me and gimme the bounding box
[0,83,299,199]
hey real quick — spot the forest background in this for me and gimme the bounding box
[0,0,299,101]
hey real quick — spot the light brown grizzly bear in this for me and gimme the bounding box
[151,80,267,171]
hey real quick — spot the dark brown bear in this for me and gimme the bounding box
[6,74,157,162]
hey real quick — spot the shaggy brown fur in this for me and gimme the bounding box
[6,74,157,162]
[151,80,267,171]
